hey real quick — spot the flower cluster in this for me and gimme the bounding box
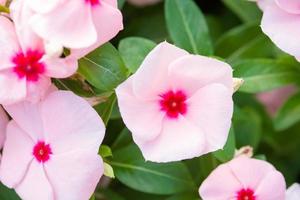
[0,0,122,199]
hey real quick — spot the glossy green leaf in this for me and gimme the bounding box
[274,92,300,131]
[165,193,199,200]
[118,37,156,73]
[233,59,300,93]
[213,128,236,162]
[78,43,128,92]
[222,0,262,22]
[165,0,213,55]
[94,94,116,125]
[0,183,20,200]
[233,106,262,149]
[215,23,274,61]
[109,144,196,195]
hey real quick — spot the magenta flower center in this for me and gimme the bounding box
[86,0,100,6]
[159,90,187,118]
[12,50,45,82]
[237,188,256,200]
[33,141,52,163]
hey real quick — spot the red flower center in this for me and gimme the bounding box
[237,188,256,200]
[33,141,52,163]
[159,90,187,119]
[12,50,45,82]
[86,0,100,6]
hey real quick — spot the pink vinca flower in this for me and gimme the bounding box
[116,42,234,162]
[0,106,8,150]
[0,91,105,200]
[0,14,77,105]
[199,156,286,200]
[256,85,297,116]
[286,183,300,200]
[127,0,162,7]
[261,0,300,60]
[24,0,123,58]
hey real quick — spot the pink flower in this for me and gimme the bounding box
[127,0,162,7]
[23,0,123,58]
[0,106,8,150]
[256,85,297,116]
[286,183,300,200]
[0,91,105,200]
[199,156,286,200]
[0,14,77,105]
[116,42,233,162]
[0,0,6,5]
[261,0,300,60]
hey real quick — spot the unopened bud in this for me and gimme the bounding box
[233,78,244,93]
[45,40,63,58]
[235,146,253,158]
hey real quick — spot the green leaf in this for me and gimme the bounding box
[108,144,196,195]
[213,128,236,162]
[118,0,125,9]
[215,23,274,61]
[274,92,300,131]
[222,0,262,23]
[233,106,262,149]
[99,145,113,158]
[118,37,156,73]
[78,43,128,92]
[0,183,20,200]
[233,59,300,93]
[94,94,116,125]
[165,193,200,200]
[165,0,213,55]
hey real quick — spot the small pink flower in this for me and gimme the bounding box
[0,0,6,5]
[116,42,233,162]
[23,0,123,58]
[286,183,300,200]
[0,91,105,200]
[127,0,162,7]
[0,106,8,150]
[261,0,300,60]
[0,14,77,105]
[256,85,297,116]
[199,156,286,200]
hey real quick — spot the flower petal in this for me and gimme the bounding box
[15,161,54,200]
[30,1,97,49]
[0,71,26,105]
[116,77,165,142]
[255,170,286,200]
[185,84,233,153]
[261,3,300,58]
[71,1,123,58]
[4,99,44,140]
[199,164,242,200]
[132,42,189,99]
[40,91,105,154]
[43,56,78,78]
[0,16,20,70]
[0,121,34,188]
[228,156,276,190]
[26,76,52,103]
[136,115,205,162]
[168,55,233,96]
[0,107,8,149]
[27,0,63,13]
[10,0,44,51]
[286,183,300,200]
[45,148,103,200]
[276,0,300,14]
